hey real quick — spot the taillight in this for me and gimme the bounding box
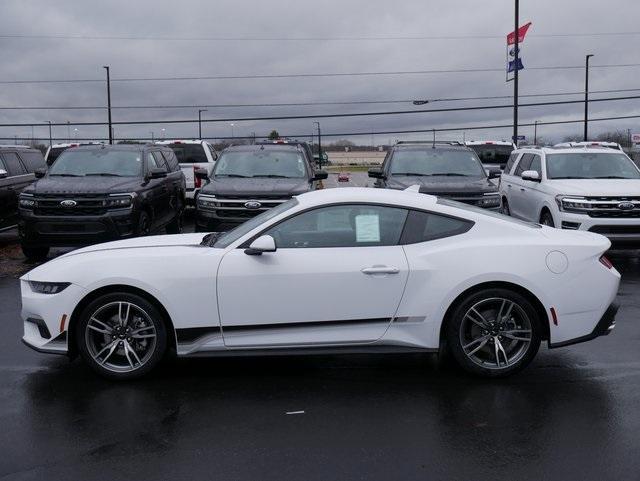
[599,255,613,269]
[193,166,202,188]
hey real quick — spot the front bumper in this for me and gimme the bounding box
[19,207,139,247]
[549,302,618,348]
[558,211,640,246]
[195,209,252,231]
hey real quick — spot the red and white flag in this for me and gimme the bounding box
[507,22,532,45]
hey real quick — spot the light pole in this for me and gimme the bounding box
[513,0,520,145]
[198,109,207,140]
[73,128,78,140]
[103,66,113,145]
[584,54,594,141]
[230,123,235,139]
[67,121,71,142]
[44,121,52,147]
[534,120,539,145]
[161,128,166,140]
[150,131,155,142]
[313,121,322,169]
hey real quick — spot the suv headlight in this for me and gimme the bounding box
[29,281,70,294]
[197,194,217,210]
[555,195,592,212]
[104,194,134,208]
[479,193,501,208]
[19,195,36,209]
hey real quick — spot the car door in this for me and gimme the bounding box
[0,156,13,228]
[217,204,410,347]
[0,151,30,228]
[153,151,178,223]
[160,150,185,211]
[145,151,171,228]
[508,153,533,219]
[518,154,543,220]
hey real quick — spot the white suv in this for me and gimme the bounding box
[499,146,640,245]
[156,139,218,205]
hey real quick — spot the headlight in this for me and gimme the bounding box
[555,195,592,212]
[19,197,36,208]
[104,194,134,208]
[197,194,217,210]
[479,194,501,208]
[29,281,70,294]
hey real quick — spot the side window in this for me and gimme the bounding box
[152,151,168,170]
[146,152,159,170]
[0,152,27,175]
[504,152,519,174]
[208,144,218,161]
[514,154,533,176]
[529,155,542,176]
[161,150,178,171]
[264,204,409,248]
[18,151,46,172]
[400,210,474,244]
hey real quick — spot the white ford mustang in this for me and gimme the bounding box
[21,187,620,379]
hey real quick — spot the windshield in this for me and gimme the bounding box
[166,143,208,164]
[213,198,299,248]
[213,150,308,179]
[467,144,513,165]
[390,149,486,177]
[546,153,640,179]
[48,149,143,177]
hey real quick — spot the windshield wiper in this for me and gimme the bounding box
[593,176,630,179]
[251,174,291,178]
[429,173,471,177]
[49,173,82,177]
[216,174,250,178]
[392,172,428,176]
[85,173,122,177]
[550,176,588,179]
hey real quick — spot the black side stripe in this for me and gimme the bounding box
[222,318,391,333]
[176,327,222,343]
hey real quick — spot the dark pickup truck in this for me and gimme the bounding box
[368,141,502,210]
[195,142,327,231]
[18,144,185,260]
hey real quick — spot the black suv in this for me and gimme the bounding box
[195,142,327,231]
[19,144,186,259]
[368,141,501,209]
[0,146,46,231]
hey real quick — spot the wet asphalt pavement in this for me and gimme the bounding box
[1,176,639,480]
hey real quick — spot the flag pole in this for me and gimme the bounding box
[513,0,519,146]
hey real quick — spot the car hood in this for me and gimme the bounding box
[386,176,498,194]
[546,179,640,196]
[202,177,311,197]
[24,176,142,195]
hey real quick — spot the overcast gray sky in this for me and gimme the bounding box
[1,0,639,144]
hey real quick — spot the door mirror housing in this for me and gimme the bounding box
[245,235,277,256]
[368,167,385,179]
[148,167,167,179]
[34,168,46,179]
[488,168,502,179]
[0,169,7,179]
[313,170,328,181]
[521,170,541,182]
[194,168,209,181]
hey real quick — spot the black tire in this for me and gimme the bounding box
[446,288,541,378]
[166,209,183,234]
[21,244,50,261]
[501,198,511,216]
[540,210,555,227]
[76,292,168,380]
[136,211,151,236]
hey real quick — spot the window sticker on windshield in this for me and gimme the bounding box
[356,214,380,242]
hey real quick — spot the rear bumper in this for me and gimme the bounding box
[548,302,618,348]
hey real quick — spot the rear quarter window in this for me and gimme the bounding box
[400,210,474,244]
[18,151,45,172]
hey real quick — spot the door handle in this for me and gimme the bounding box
[520,188,526,192]
[361,266,400,275]
[507,184,512,188]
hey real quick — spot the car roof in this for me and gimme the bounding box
[223,143,304,153]
[0,145,36,150]
[465,140,515,146]
[295,186,439,210]
[514,146,624,155]
[156,139,207,145]
[393,142,470,151]
[70,144,154,151]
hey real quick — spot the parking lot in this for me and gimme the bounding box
[1,201,640,479]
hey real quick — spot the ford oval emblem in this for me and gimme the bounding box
[244,201,262,210]
[60,200,77,207]
[618,202,635,211]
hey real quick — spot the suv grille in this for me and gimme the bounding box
[431,192,488,207]
[207,196,291,219]
[584,197,640,218]
[34,194,108,216]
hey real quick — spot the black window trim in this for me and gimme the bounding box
[0,151,29,176]
[238,201,475,249]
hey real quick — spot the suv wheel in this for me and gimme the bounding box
[540,211,555,227]
[166,210,183,234]
[76,292,167,380]
[446,288,541,377]
[137,211,151,236]
[21,245,50,261]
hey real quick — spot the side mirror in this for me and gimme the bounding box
[148,167,167,179]
[0,169,7,179]
[34,168,46,179]
[194,168,209,181]
[313,170,328,181]
[368,167,385,179]
[521,170,541,182]
[488,169,502,179]
[244,235,277,256]
[499,164,507,170]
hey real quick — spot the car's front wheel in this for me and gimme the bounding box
[76,292,167,380]
[446,288,541,377]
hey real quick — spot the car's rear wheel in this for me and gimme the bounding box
[76,292,167,380]
[540,211,555,227]
[21,245,50,261]
[446,288,541,377]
